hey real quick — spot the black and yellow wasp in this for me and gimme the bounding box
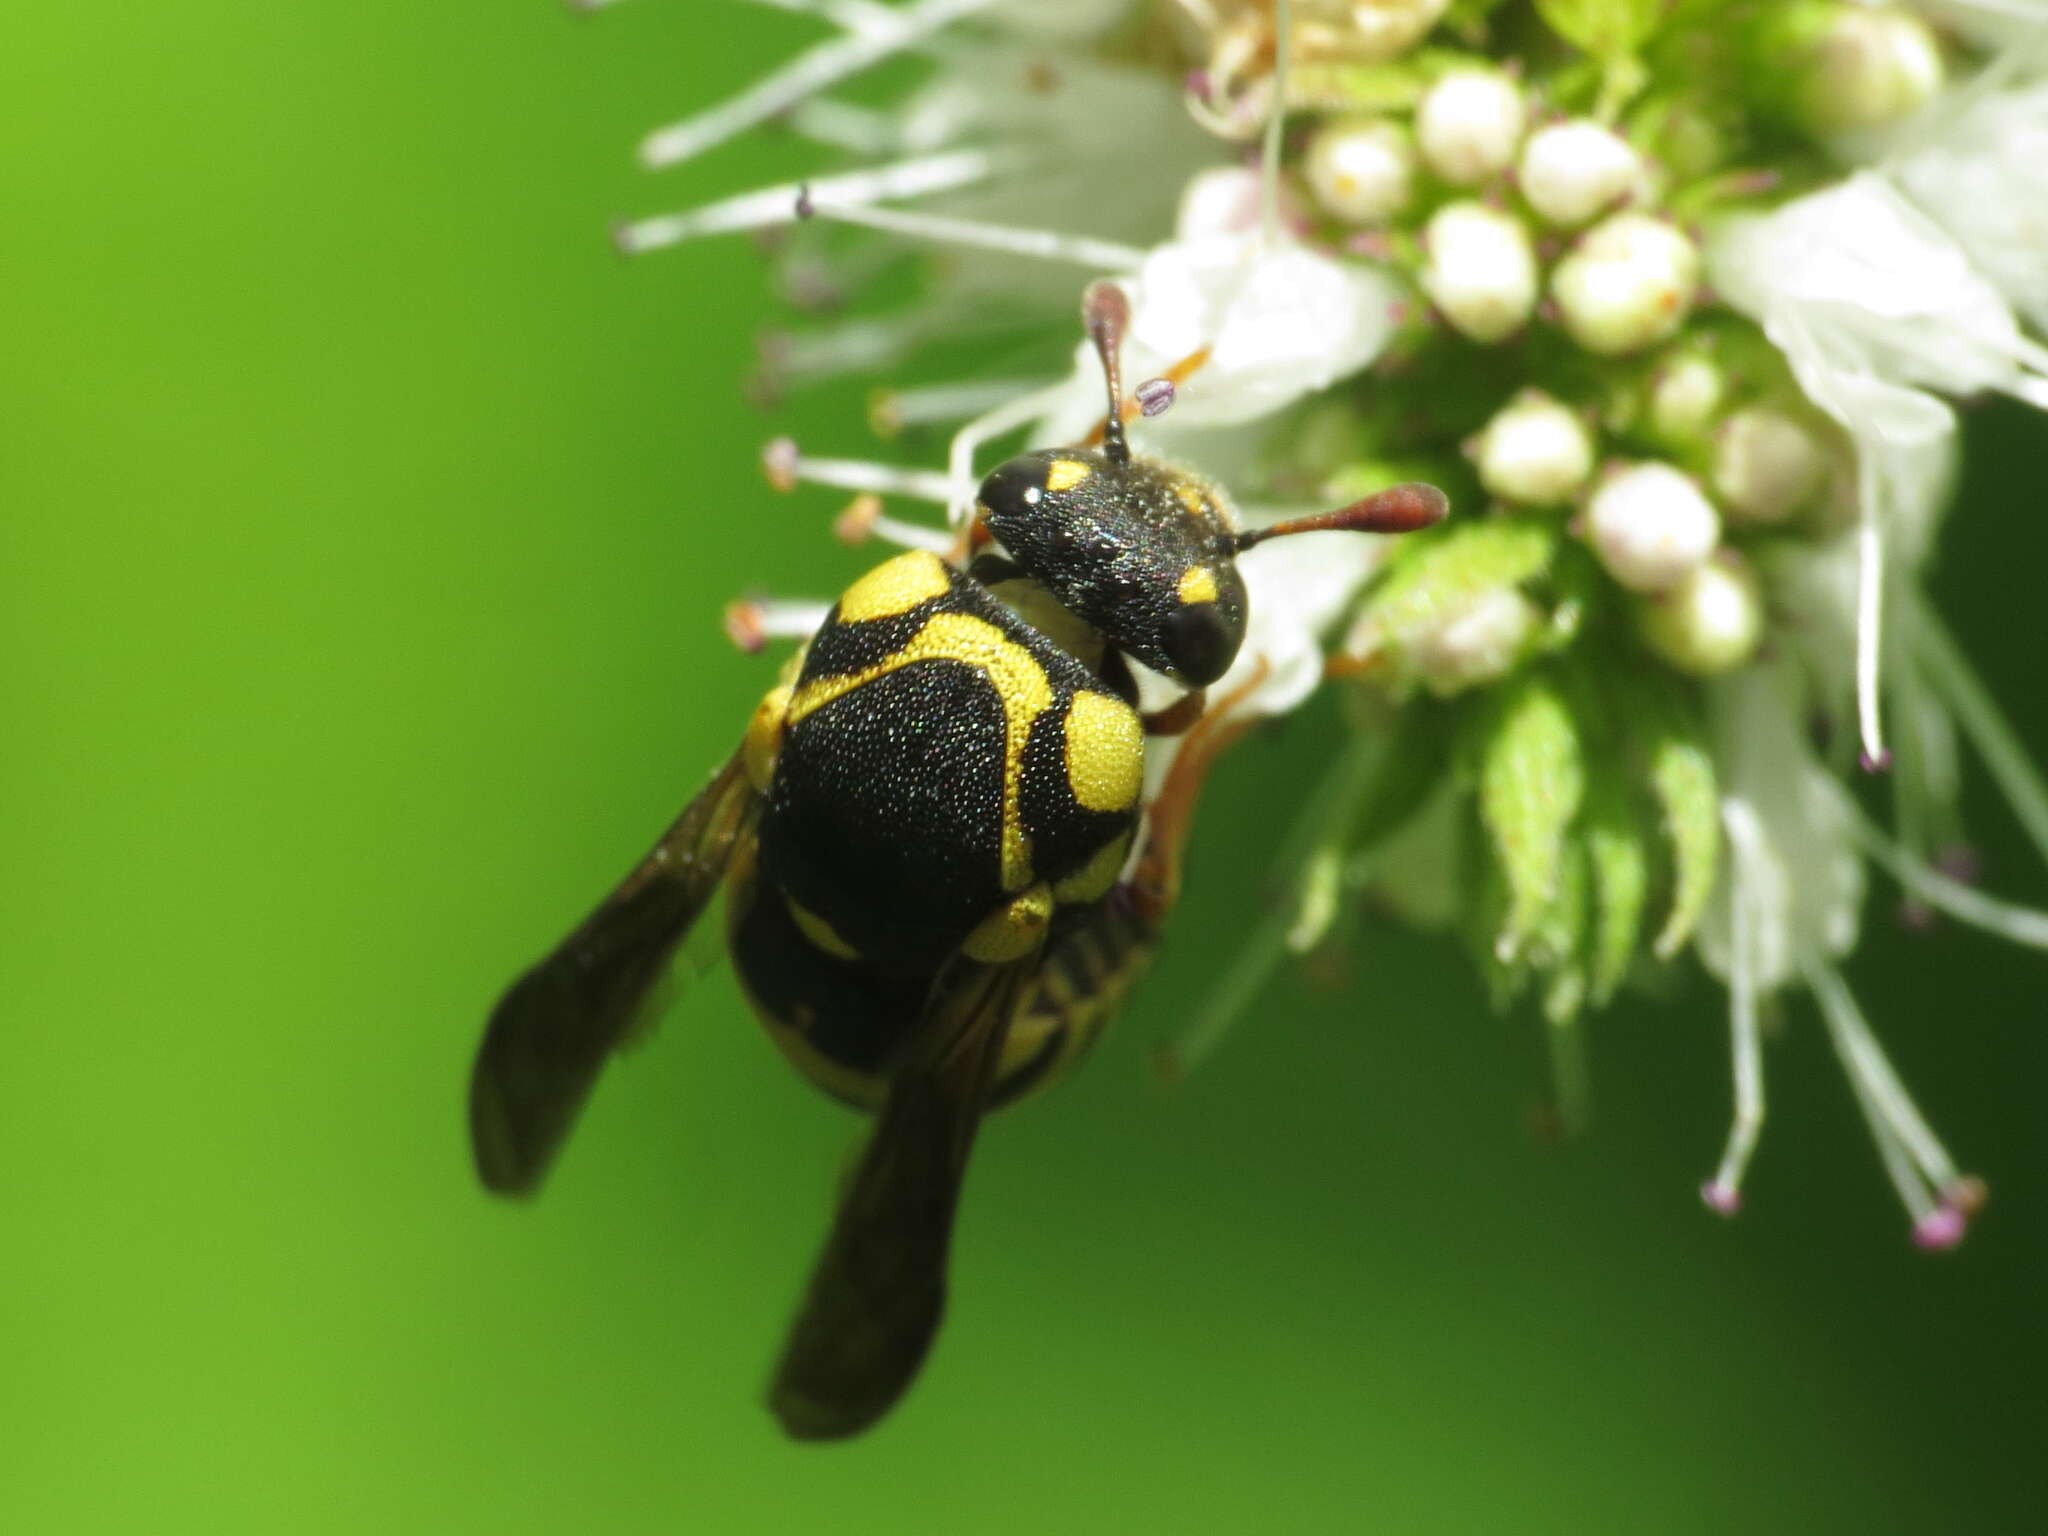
[469,281,1445,1440]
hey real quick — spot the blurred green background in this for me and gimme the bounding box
[5,4,2045,1532]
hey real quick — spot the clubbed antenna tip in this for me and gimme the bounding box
[1232,483,1450,553]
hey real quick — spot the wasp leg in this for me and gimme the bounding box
[1128,660,1270,925]
[469,750,760,1197]
[1140,687,1207,737]
[769,952,1039,1441]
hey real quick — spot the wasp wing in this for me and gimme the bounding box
[768,953,1037,1441]
[469,752,760,1197]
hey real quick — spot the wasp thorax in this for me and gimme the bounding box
[976,447,1250,688]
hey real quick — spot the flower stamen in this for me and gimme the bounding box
[638,0,1000,170]
[831,493,954,554]
[1806,961,1975,1246]
[1851,813,2048,951]
[1703,798,1767,1217]
[724,596,831,654]
[761,436,955,503]
[795,186,1149,271]
[616,149,1003,256]
[868,377,1052,437]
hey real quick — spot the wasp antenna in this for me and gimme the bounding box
[1231,482,1449,552]
[1083,281,1132,466]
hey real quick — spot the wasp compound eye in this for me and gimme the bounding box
[976,454,1055,524]
[1160,601,1240,688]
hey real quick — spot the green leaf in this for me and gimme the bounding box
[1582,783,1650,1005]
[1640,691,1720,959]
[1477,672,1586,961]
[1534,0,1662,57]
[1538,838,1591,1025]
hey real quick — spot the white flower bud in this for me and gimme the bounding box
[1303,115,1416,225]
[1415,69,1526,186]
[1636,555,1764,675]
[1550,211,1699,356]
[1797,6,1946,136]
[1420,200,1538,344]
[1413,586,1541,696]
[1648,352,1726,444]
[1517,119,1640,227]
[1475,390,1595,505]
[1712,407,1827,523]
[1585,461,1721,593]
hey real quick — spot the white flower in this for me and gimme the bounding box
[1551,211,1700,356]
[1415,69,1527,185]
[1420,200,1537,343]
[1698,663,1865,994]
[1039,233,1404,442]
[1710,171,2045,762]
[1223,526,1388,719]
[1710,173,2048,413]
[1474,389,1594,506]
[1892,75,2048,333]
[1584,462,1721,593]
[1516,119,1641,228]
[1303,115,1417,225]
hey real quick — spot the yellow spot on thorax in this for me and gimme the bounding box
[1174,482,1206,517]
[743,684,793,793]
[1045,458,1093,494]
[1062,690,1143,813]
[1052,828,1134,905]
[784,893,860,960]
[835,550,952,624]
[788,611,1055,890]
[962,882,1052,962]
[1176,564,1220,605]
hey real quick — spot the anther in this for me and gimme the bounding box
[831,493,953,554]
[724,597,831,654]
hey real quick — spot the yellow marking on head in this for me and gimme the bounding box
[1174,482,1206,516]
[743,684,793,793]
[962,883,1053,963]
[784,893,860,961]
[1045,458,1092,494]
[788,612,1055,891]
[1063,691,1144,813]
[1053,829,1133,905]
[1176,564,1220,606]
[834,550,952,625]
